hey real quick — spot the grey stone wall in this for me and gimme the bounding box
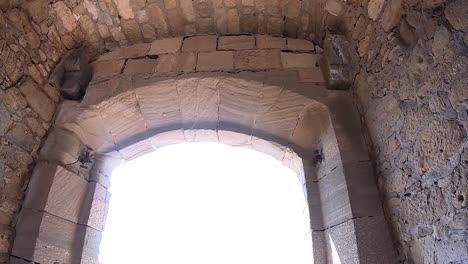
[343,0,468,262]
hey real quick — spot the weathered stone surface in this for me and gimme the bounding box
[148,4,168,35]
[182,35,217,52]
[366,94,402,146]
[381,0,404,32]
[281,52,321,68]
[173,52,197,72]
[112,0,134,19]
[124,58,158,74]
[256,35,287,49]
[235,49,282,69]
[23,0,49,24]
[82,182,109,231]
[18,79,55,121]
[12,209,84,263]
[0,102,11,136]
[448,76,468,108]
[5,123,36,152]
[149,37,183,55]
[40,129,83,165]
[287,38,315,51]
[298,68,325,83]
[415,120,465,174]
[53,1,78,32]
[444,0,468,32]
[368,0,385,20]
[121,19,143,43]
[24,163,88,223]
[107,44,151,61]
[197,51,234,71]
[218,35,255,50]
[93,59,126,78]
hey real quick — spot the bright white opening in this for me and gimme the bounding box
[99,142,313,264]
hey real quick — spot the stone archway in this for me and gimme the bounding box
[10,35,395,264]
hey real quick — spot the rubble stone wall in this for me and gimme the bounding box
[342,0,468,262]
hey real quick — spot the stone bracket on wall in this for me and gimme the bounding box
[321,33,353,90]
[49,48,93,100]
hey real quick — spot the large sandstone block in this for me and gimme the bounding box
[234,49,282,69]
[40,128,85,165]
[218,35,256,50]
[123,58,158,74]
[149,37,184,54]
[182,35,217,52]
[23,163,88,223]
[318,165,353,228]
[12,209,85,263]
[80,182,109,231]
[197,51,234,71]
[256,35,287,49]
[99,43,151,60]
[287,38,315,51]
[281,52,321,68]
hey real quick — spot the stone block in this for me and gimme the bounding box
[18,78,55,121]
[182,35,217,52]
[325,219,359,263]
[234,49,282,69]
[123,58,158,74]
[218,35,255,50]
[81,227,102,264]
[80,182,109,231]
[23,162,88,223]
[99,43,151,60]
[149,37,184,55]
[445,0,468,31]
[305,181,324,230]
[281,52,321,68]
[287,38,315,51]
[353,216,397,263]
[298,67,325,83]
[92,59,125,79]
[342,161,382,218]
[155,53,196,73]
[39,128,84,165]
[312,231,328,264]
[197,51,234,71]
[318,165,353,228]
[256,35,287,49]
[12,209,84,263]
[321,33,352,90]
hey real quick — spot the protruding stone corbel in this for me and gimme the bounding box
[321,33,353,90]
[49,48,93,100]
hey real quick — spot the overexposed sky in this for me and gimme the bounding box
[99,142,313,264]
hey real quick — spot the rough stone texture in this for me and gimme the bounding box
[197,51,234,71]
[218,35,256,50]
[149,37,183,55]
[235,49,282,69]
[256,35,287,49]
[0,0,465,261]
[182,35,217,52]
[343,0,468,260]
[444,0,468,32]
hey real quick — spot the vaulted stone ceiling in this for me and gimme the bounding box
[0,0,340,57]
